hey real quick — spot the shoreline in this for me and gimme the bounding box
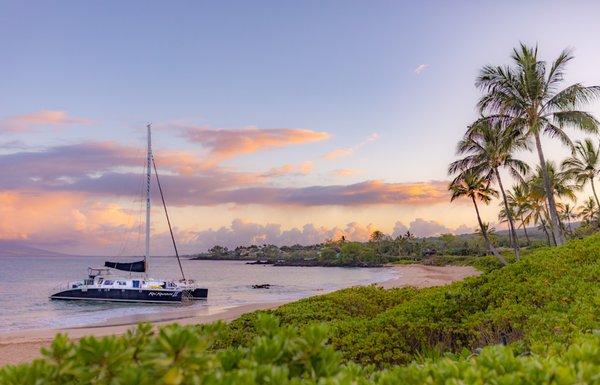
[0,264,479,367]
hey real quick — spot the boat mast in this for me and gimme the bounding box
[144,124,152,276]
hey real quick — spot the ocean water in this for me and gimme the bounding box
[0,256,397,332]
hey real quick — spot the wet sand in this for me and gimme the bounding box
[0,264,480,367]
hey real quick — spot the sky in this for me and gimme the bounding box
[1,1,600,255]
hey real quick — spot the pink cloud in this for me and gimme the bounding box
[323,148,354,160]
[182,219,379,252]
[332,168,361,177]
[323,133,379,160]
[0,189,470,255]
[262,161,314,177]
[178,125,330,164]
[392,218,475,238]
[0,191,137,254]
[0,141,214,184]
[0,110,91,133]
[178,218,473,252]
[0,142,449,207]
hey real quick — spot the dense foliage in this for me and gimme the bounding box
[214,233,600,366]
[2,315,599,385]
[2,233,598,384]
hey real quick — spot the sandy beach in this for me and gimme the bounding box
[0,264,479,367]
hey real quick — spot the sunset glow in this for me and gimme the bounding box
[2,1,600,255]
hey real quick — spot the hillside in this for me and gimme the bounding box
[212,232,600,366]
[0,241,72,258]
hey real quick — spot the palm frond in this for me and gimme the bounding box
[552,110,600,134]
[543,123,574,149]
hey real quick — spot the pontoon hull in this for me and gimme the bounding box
[50,288,199,304]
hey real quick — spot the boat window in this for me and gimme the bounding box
[98,278,104,284]
[117,281,127,286]
[103,280,114,286]
[133,280,140,288]
[84,279,94,285]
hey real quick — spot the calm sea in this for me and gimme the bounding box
[0,256,396,332]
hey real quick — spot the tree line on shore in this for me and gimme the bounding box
[192,222,570,268]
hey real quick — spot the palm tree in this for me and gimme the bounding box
[476,44,600,245]
[527,191,552,246]
[529,161,577,242]
[560,203,577,234]
[370,230,385,242]
[370,230,387,254]
[475,222,497,244]
[507,182,533,245]
[449,170,507,265]
[578,197,597,224]
[561,139,600,223]
[449,119,529,259]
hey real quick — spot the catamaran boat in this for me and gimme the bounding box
[50,125,208,304]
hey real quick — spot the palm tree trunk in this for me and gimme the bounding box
[471,196,507,265]
[589,177,600,226]
[534,132,564,245]
[495,168,520,260]
[539,217,551,246]
[520,215,531,245]
[507,223,514,245]
[542,204,557,246]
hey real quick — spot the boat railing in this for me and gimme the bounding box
[88,267,112,277]
[51,281,78,292]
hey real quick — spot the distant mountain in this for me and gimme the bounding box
[0,240,73,257]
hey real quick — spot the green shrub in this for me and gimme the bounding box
[215,233,600,366]
[339,241,379,264]
[2,315,600,385]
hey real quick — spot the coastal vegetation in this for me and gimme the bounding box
[2,223,600,384]
[190,229,536,268]
[2,43,600,385]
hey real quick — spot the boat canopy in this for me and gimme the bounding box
[104,260,146,273]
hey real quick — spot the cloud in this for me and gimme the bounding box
[0,141,216,186]
[414,64,429,75]
[392,221,409,237]
[0,189,471,254]
[454,224,475,235]
[182,219,379,252]
[323,148,353,160]
[323,133,379,160]
[0,110,91,133]
[177,125,330,164]
[0,190,138,254]
[177,219,475,252]
[407,218,450,237]
[262,161,314,178]
[392,219,474,238]
[202,180,449,207]
[0,141,449,207]
[332,168,361,177]
[44,175,449,207]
